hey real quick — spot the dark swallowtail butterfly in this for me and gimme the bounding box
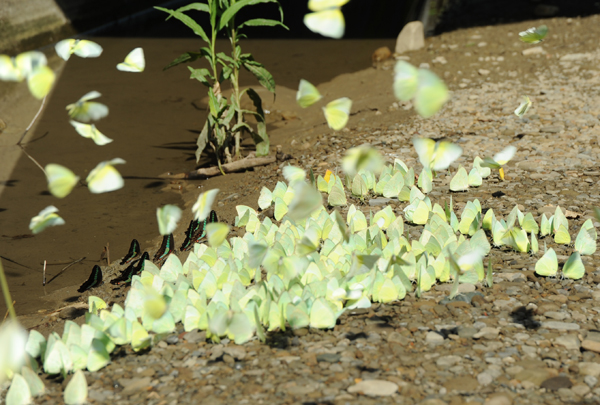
[153,233,174,263]
[78,265,103,293]
[120,239,141,265]
[111,252,149,286]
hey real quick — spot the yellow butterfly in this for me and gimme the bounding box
[304,0,350,39]
[55,39,103,61]
[296,79,322,108]
[0,51,55,99]
[117,48,145,72]
[323,97,352,130]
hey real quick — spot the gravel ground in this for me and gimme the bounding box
[5,13,600,405]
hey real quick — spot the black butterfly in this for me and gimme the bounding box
[180,219,200,252]
[78,265,103,293]
[120,239,141,265]
[153,234,174,263]
[111,252,149,286]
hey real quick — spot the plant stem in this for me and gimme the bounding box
[0,259,17,321]
[228,5,243,159]
[17,95,47,175]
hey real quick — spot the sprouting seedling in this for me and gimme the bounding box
[66,91,109,123]
[413,137,463,173]
[514,96,532,118]
[55,39,103,61]
[518,25,548,44]
[0,51,55,99]
[117,48,145,72]
[304,0,350,39]
[296,79,322,108]
[480,145,516,181]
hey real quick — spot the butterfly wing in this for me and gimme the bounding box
[72,40,103,58]
[323,97,352,130]
[117,47,145,72]
[563,252,585,280]
[86,158,126,194]
[412,137,435,170]
[393,61,419,101]
[26,66,55,99]
[296,79,322,108]
[55,39,76,61]
[308,0,350,10]
[535,248,558,276]
[414,69,449,118]
[431,141,462,172]
[45,164,79,199]
[493,145,517,166]
[304,9,345,39]
[514,96,532,117]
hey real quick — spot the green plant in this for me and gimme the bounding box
[156,1,287,171]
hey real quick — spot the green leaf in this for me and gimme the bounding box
[155,7,210,43]
[176,2,210,13]
[246,88,270,156]
[163,52,203,71]
[231,121,253,133]
[196,120,210,163]
[188,67,213,87]
[219,0,281,31]
[238,18,288,30]
[216,52,236,65]
[242,60,276,93]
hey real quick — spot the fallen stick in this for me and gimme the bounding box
[165,156,276,180]
[45,257,85,285]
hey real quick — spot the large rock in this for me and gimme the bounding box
[395,21,425,54]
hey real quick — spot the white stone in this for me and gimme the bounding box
[553,334,581,350]
[522,46,545,56]
[395,21,425,54]
[477,372,493,386]
[425,331,444,344]
[542,321,580,331]
[347,379,398,396]
[560,53,593,61]
[579,362,600,377]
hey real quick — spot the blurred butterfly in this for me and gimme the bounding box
[519,25,548,44]
[66,91,109,122]
[394,61,449,118]
[45,163,79,199]
[514,96,532,117]
[0,51,55,99]
[55,39,103,61]
[323,97,352,130]
[69,121,113,145]
[29,205,65,234]
[86,158,126,194]
[304,0,350,39]
[117,48,145,72]
[481,145,516,181]
[296,79,322,108]
[413,137,462,172]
